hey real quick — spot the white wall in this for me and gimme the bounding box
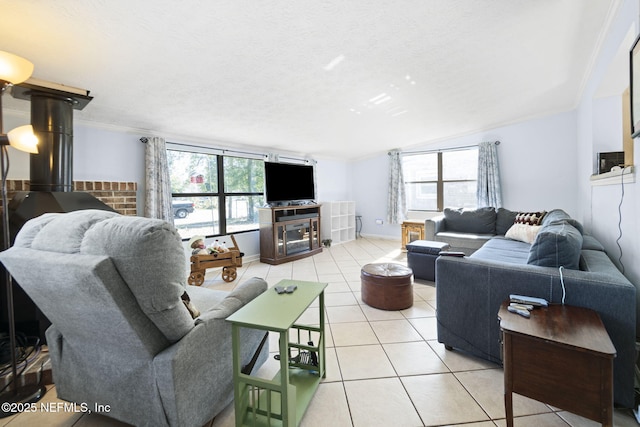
[315,158,351,202]
[576,0,640,334]
[351,154,392,237]
[351,110,579,238]
[74,125,146,212]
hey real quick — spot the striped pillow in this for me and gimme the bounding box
[514,211,547,226]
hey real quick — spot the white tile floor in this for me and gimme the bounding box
[4,237,638,426]
[210,237,639,427]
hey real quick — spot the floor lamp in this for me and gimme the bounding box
[0,51,44,417]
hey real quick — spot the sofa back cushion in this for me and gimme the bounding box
[443,207,496,234]
[495,208,517,235]
[541,209,584,234]
[527,220,583,270]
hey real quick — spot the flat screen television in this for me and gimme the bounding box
[264,162,315,204]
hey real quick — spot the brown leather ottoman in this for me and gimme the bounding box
[361,263,413,310]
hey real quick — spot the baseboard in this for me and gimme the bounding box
[243,254,260,263]
[359,233,401,241]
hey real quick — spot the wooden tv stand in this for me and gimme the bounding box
[259,204,322,265]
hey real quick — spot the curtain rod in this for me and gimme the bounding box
[140,138,307,162]
[390,140,500,156]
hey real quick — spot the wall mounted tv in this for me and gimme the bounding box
[264,162,315,204]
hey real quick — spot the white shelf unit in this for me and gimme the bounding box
[321,201,356,245]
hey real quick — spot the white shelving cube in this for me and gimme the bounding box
[320,201,357,245]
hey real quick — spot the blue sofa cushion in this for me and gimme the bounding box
[444,207,496,234]
[471,236,530,264]
[527,220,583,270]
[542,209,584,234]
[495,208,517,235]
[582,234,605,251]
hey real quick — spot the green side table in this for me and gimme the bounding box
[227,279,327,427]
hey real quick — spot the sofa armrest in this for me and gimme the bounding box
[153,278,269,426]
[435,255,636,407]
[199,277,268,321]
[425,215,445,240]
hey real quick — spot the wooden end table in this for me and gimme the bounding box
[401,220,425,250]
[499,301,616,427]
[227,279,327,427]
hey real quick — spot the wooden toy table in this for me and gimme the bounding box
[188,235,243,285]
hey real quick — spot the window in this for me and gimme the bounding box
[403,148,478,211]
[167,149,264,239]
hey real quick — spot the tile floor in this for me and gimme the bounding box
[2,237,638,426]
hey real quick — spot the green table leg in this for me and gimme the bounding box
[232,324,244,427]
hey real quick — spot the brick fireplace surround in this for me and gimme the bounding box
[2,180,138,216]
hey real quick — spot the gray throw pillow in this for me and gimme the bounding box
[527,220,583,270]
[443,207,496,234]
[495,208,517,235]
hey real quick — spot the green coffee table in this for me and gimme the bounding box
[227,279,327,427]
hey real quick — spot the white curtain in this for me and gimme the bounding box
[477,141,502,208]
[143,136,173,224]
[386,149,407,224]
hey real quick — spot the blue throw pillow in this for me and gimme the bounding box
[527,220,583,270]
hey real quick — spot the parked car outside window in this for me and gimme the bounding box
[172,200,195,218]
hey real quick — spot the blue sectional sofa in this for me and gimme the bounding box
[435,208,636,408]
[425,207,517,255]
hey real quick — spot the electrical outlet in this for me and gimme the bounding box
[375,219,383,225]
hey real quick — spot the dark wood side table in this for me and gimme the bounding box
[498,301,616,427]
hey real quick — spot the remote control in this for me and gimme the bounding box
[509,294,548,307]
[509,302,534,311]
[508,305,530,318]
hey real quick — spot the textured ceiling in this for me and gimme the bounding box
[0,0,619,160]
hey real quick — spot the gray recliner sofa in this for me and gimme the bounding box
[0,209,269,427]
[435,209,636,408]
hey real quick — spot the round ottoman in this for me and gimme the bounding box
[361,263,413,310]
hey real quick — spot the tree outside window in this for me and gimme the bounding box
[403,148,478,212]
[167,149,264,239]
